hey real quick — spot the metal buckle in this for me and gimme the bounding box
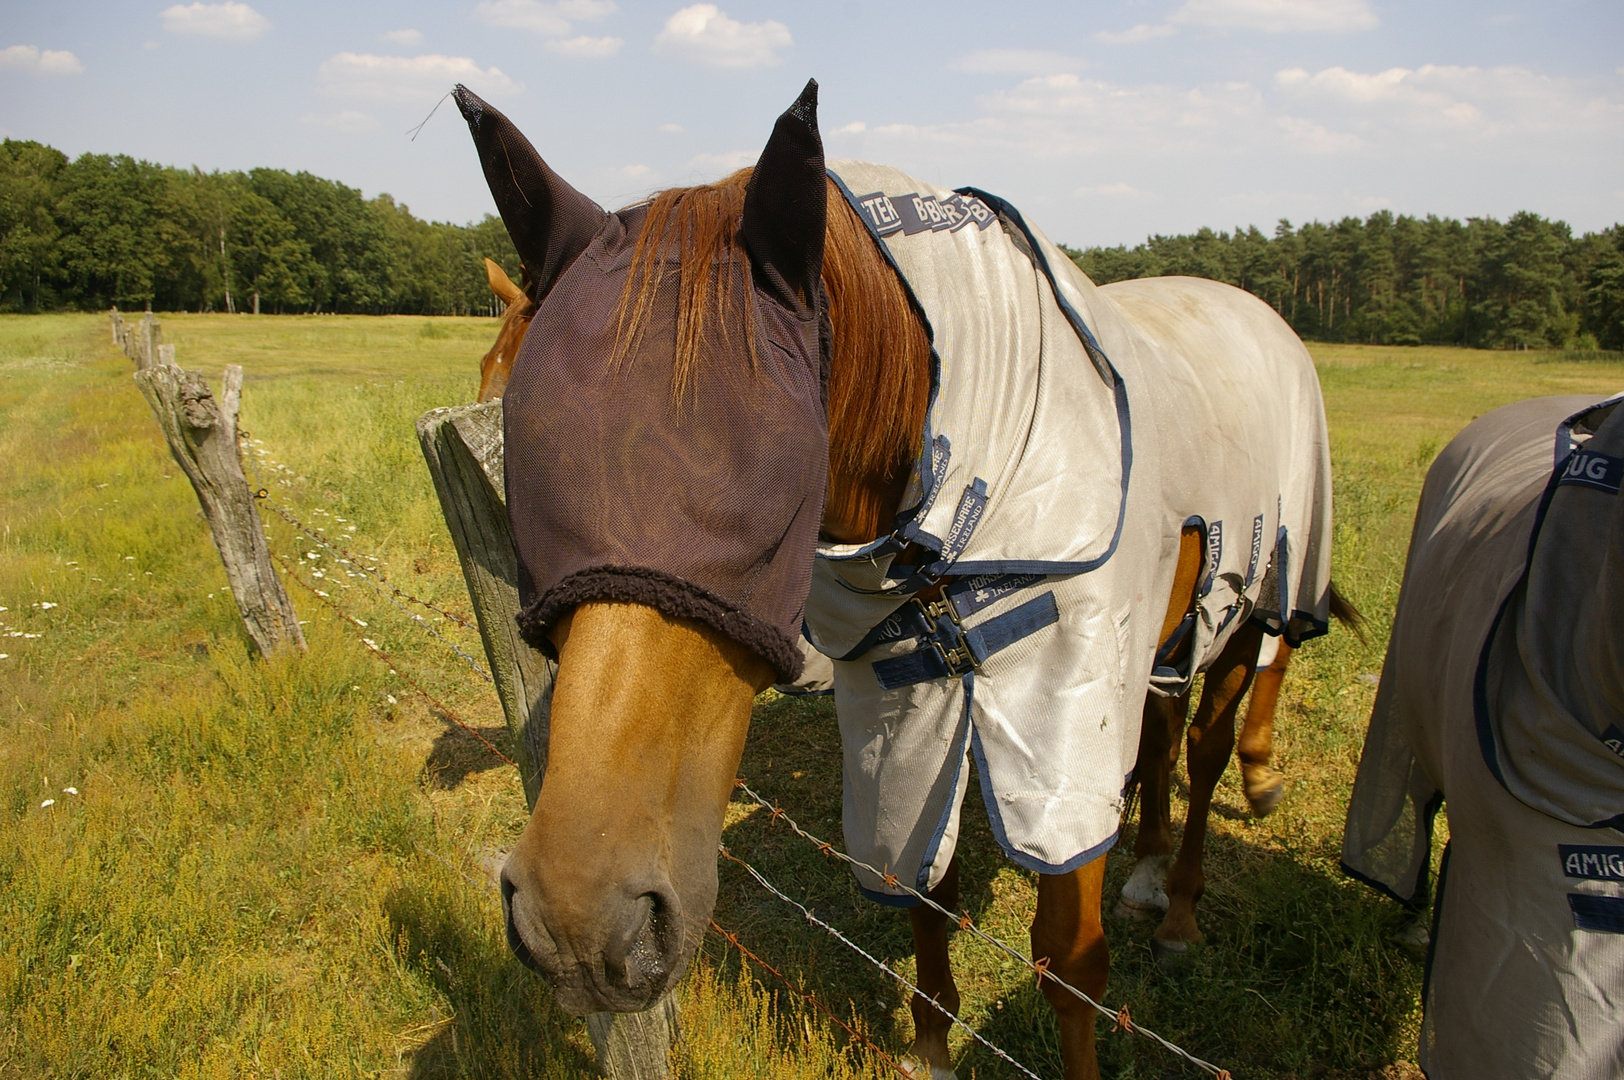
[930,638,976,677]
[912,595,963,627]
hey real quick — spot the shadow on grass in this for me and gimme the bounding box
[717,692,1426,1080]
[383,879,597,1080]
[421,711,512,790]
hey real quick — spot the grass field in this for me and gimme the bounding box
[2,313,1620,1080]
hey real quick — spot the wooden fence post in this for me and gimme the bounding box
[416,401,680,1079]
[136,362,305,656]
[415,401,551,805]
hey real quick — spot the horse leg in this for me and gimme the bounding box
[903,856,961,1079]
[1032,858,1109,1080]
[1237,639,1292,816]
[1153,620,1264,960]
[1119,524,1203,920]
[1118,690,1190,919]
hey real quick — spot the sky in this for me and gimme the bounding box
[2,0,1621,247]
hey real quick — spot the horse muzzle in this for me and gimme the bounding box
[500,857,690,1015]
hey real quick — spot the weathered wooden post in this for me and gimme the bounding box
[110,307,123,345]
[136,362,305,656]
[137,313,160,371]
[416,400,679,1079]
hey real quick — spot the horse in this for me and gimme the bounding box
[1342,394,1624,1078]
[473,250,1352,972]
[454,79,1344,1079]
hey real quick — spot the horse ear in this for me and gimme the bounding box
[484,257,525,308]
[455,85,606,302]
[741,79,826,311]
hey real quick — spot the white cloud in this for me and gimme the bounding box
[382,29,423,46]
[689,149,757,172]
[301,110,379,133]
[317,53,523,102]
[615,164,651,178]
[1093,24,1179,45]
[659,122,685,133]
[653,5,791,70]
[953,49,1083,75]
[835,121,866,134]
[160,2,270,40]
[1171,0,1377,33]
[472,0,614,35]
[1275,115,1363,152]
[0,45,85,75]
[547,35,622,57]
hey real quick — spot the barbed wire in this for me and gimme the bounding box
[271,548,515,769]
[720,847,1046,1080]
[260,494,495,683]
[732,782,1232,1079]
[238,428,480,627]
[705,918,914,1079]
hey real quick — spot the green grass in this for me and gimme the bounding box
[1,315,1620,1078]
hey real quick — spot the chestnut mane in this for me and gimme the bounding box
[613,168,932,542]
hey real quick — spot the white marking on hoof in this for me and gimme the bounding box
[898,1056,958,1080]
[1118,854,1172,917]
[1391,916,1430,955]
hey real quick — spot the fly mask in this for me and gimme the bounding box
[455,82,831,681]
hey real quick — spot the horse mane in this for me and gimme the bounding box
[613,168,931,543]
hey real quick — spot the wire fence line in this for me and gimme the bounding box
[242,460,1233,1079]
[721,847,1047,1080]
[731,783,1233,1079]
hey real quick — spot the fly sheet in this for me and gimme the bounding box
[1342,394,1624,1078]
[814,161,1334,899]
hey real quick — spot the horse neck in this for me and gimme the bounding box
[819,197,932,545]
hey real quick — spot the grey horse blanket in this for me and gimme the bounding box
[811,161,1333,899]
[1342,393,1624,1078]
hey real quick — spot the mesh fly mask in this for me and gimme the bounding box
[455,82,831,681]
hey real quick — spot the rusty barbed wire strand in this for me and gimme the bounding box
[238,426,482,627]
[731,782,1232,1078]
[258,494,494,683]
[720,847,1046,1080]
[706,919,915,1080]
[271,549,515,768]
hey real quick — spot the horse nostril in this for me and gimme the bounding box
[501,870,546,975]
[619,891,679,990]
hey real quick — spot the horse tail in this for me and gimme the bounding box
[1328,580,1368,643]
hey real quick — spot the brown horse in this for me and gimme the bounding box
[458,79,1345,1079]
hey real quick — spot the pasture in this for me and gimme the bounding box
[2,312,1619,1079]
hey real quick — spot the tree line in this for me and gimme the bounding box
[0,139,518,316]
[1064,211,1624,351]
[4,137,1622,349]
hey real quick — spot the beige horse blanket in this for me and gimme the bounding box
[810,161,1334,899]
[1342,393,1624,1078]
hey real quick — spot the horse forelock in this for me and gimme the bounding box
[609,168,931,543]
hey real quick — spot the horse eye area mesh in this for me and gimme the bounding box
[502,206,829,681]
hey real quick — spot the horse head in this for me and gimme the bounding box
[454,80,831,1014]
[476,258,532,401]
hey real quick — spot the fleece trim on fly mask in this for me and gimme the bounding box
[812,161,1334,900]
[1341,393,1624,1078]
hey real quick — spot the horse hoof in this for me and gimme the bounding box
[1244,767,1287,817]
[1150,936,1191,968]
[1390,917,1430,956]
[1119,854,1172,918]
[898,1056,958,1080]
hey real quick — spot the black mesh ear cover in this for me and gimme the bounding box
[741,79,826,312]
[454,84,607,302]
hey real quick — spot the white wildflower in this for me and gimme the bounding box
[40,799,54,808]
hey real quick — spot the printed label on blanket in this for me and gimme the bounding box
[852,190,995,237]
[1560,845,1624,881]
[1558,449,1623,494]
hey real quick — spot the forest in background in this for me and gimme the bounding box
[2,138,1621,349]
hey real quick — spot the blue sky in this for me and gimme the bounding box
[2,1,1621,246]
